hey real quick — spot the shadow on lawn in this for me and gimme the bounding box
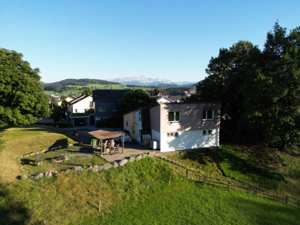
[182,148,284,189]
[0,182,31,225]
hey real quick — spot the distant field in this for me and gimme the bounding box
[43,83,130,96]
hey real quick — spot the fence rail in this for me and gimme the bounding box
[186,169,300,207]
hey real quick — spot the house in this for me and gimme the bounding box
[93,89,130,122]
[57,96,74,106]
[156,95,174,103]
[68,95,95,126]
[123,106,152,144]
[149,102,221,152]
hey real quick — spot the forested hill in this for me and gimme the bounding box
[43,79,120,92]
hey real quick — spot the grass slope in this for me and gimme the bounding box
[166,144,300,199]
[0,127,76,182]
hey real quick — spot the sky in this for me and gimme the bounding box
[1,1,300,84]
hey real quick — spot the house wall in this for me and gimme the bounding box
[134,110,143,143]
[151,102,221,152]
[95,102,119,120]
[151,129,161,148]
[149,105,161,132]
[70,96,93,113]
[160,128,219,152]
[160,102,221,133]
[123,112,137,140]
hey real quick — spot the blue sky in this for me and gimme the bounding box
[1,1,299,83]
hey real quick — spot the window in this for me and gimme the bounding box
[90,101,93,107]
[168,112,180,122]
[167,132,179,137]
[98,107,106,112]
[75,109,78,113]
[203,110,214,120]
[203,130,212,136]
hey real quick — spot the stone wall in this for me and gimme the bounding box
[22,152,156,180]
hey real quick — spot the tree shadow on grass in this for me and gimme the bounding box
[182,148,284,189]
[0,182,31,225]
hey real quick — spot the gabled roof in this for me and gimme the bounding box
[69,95,91,106]
[156,96,174,103]
[93,89,130,102]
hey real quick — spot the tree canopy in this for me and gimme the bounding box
[81,88,93,96]
[0,48,50,127]
[191,22,300,150]
[117,89,157,114]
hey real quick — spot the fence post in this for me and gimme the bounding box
[286,195,288,204]
[99,200,101,212]
[186,169,189,179]
[227,180,230,188]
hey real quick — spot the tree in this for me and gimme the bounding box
[81,88,93,96]
[194,22,300,150]
[0,48,49,127]
[117,89,157,114]
[240,22,300,150]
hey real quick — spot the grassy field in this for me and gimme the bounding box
[165,144,300,199]
[1,127,300,224]
[43,83,154,96]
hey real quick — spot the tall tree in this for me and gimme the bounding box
[194,23,300,150]
[0,48,49,127]
[241,23,300,150]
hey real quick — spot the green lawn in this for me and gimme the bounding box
[91,178,300,225]
[1,157,299,225]
[166,144,300,199]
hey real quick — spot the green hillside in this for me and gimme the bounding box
[42,78,129,96]
[0,127,299,224]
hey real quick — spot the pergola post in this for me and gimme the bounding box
[122,136,124,154]
[100,139,103,155]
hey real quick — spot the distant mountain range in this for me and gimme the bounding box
[110,75,196,86]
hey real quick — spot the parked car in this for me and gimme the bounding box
[75,120,85,126]
[113,131,132,143]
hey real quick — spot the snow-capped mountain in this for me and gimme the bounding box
[110,75,195,86]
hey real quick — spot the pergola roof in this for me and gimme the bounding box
[88,130,125,140]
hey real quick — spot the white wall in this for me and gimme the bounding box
[71,96,93,113]
[159,129,219,152]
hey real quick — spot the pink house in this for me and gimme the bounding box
[150,102,221,152]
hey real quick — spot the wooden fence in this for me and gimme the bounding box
[186,169,300,208]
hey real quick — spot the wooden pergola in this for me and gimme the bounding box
[88,130,126,155]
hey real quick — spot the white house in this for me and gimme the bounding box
[68,95,95,126]
[149,102,221,152]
